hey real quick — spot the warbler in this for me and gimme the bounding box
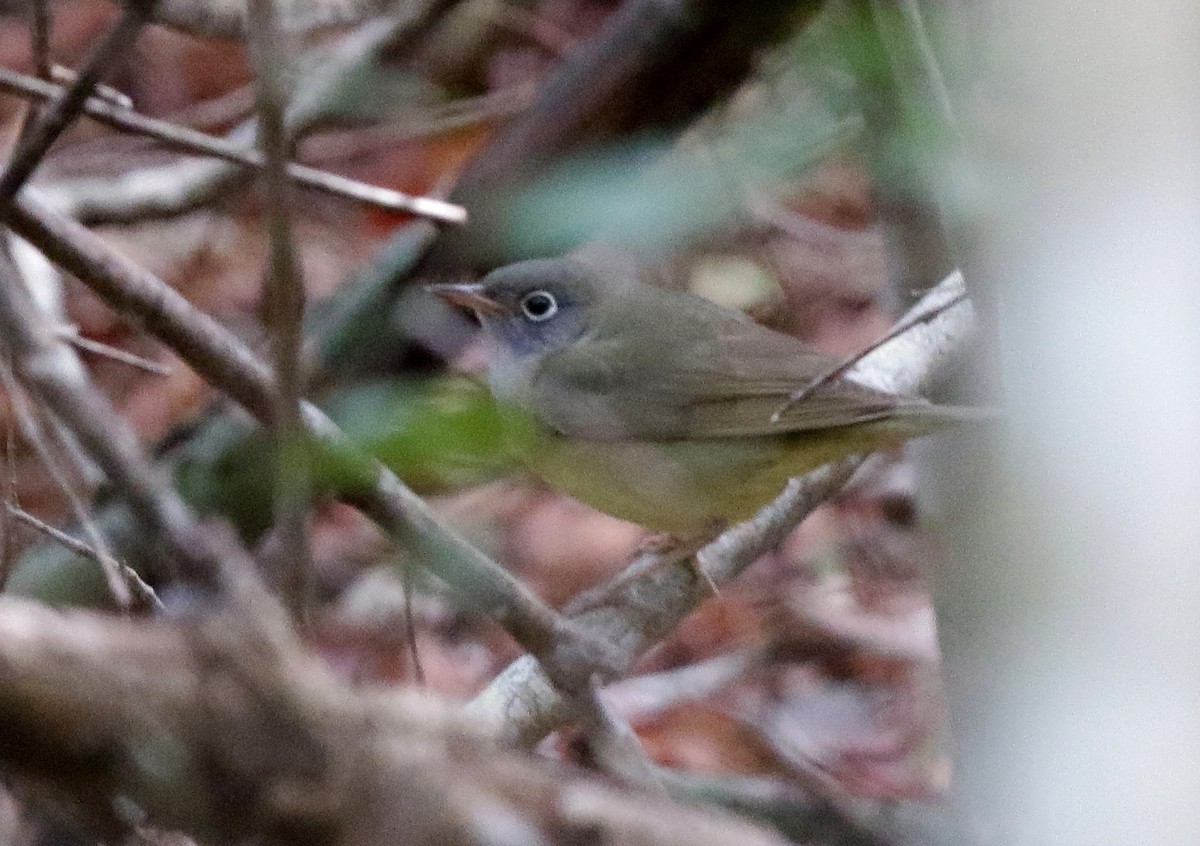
[431,257,974,532]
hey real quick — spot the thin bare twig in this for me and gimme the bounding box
[401,565,426,685]
[0,356,137,608]
[13,0,53,144]
[0,67,467,223]
[6,503,161,610]
[0,1,151,204]
[770,288,967,421]
[55,325,172,376]
[14,0,54,138]
[31,0,52,81]
[247,0,312,619]
[50,65,132,109]
[869,0,967,152]
[0,423,15,590]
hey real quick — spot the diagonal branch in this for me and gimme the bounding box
[4,503,161,611]
[0,227,243,593]
[0,356,156,610]
[0,1,151,204]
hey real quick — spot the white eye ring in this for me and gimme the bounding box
[520,290,559,322]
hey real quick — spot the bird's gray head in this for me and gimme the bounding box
[429,259,602,356]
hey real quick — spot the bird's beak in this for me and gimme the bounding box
[427,282,507,316]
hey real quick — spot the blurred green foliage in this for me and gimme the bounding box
[318,376,518,492]
[175,377,516,543]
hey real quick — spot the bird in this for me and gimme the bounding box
[430,256,977,533]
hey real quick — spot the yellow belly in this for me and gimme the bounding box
[515,426,895,532]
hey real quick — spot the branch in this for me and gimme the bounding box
[0,226,244,593]
[0,596,798,846]
[248,0,313,617]
[0,355,157,610]
[466,271,977,745]
[4,504,161,612]
[0,1,150,204]
[54,324,172,376]
[0,68,466,224]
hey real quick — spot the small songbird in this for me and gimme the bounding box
[430,257,975,533]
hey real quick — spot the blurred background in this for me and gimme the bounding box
[0,0,1196,844]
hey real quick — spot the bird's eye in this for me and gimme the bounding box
[520,290,558,322]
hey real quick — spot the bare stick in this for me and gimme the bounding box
[0,68,467,223]
[31,0,52,80]
[50,65,132,109]
[1,192,616,692]
[13,0,53,144]
[574,677,667,794]
[247,0,312,619]
[401,565,426,685]
[54,325,172,376]
[0,1,150,204]
[869,0,967,152]
[0,423,15,590]
[6,503,160,610]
